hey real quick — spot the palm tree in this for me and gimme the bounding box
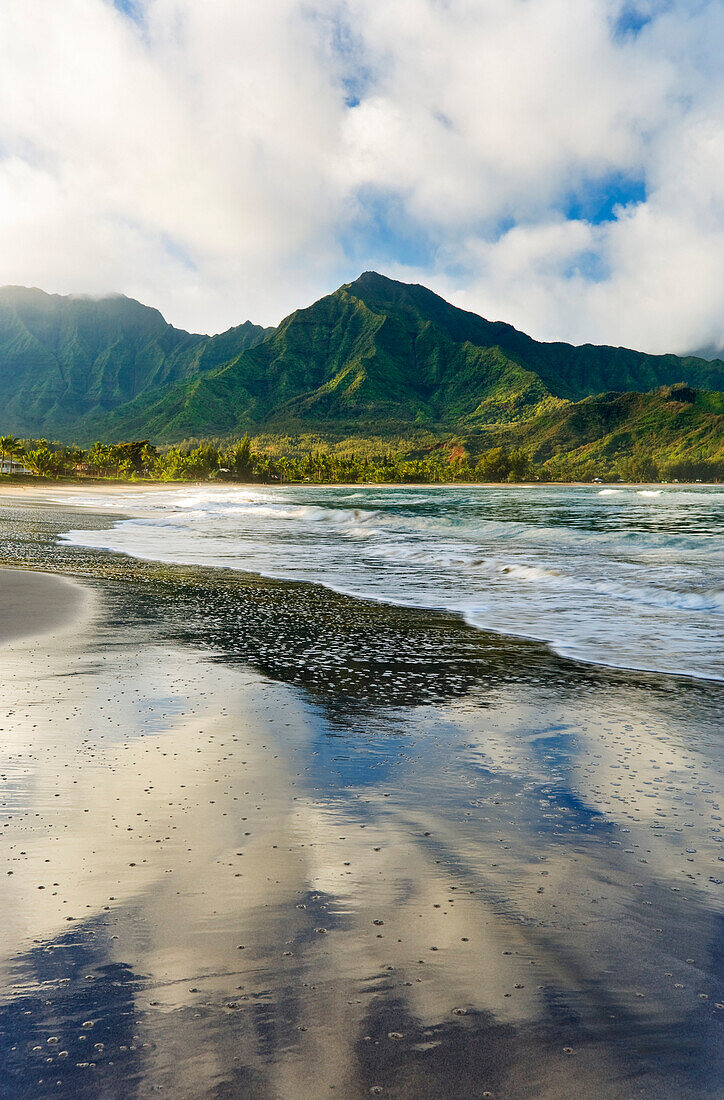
[61,446,87,475]
[23,447,65,478]
[0,435,20,474]
[87,441,113,476]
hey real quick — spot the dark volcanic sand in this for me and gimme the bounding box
[0,496,722,1100]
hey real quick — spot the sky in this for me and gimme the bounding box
[0,0,722,354]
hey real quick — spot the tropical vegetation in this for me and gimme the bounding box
[0,433,720,484]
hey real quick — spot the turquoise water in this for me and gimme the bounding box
[57,483,724,680]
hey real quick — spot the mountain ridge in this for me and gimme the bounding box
[0,285,273,437]
[90,270,721,442]
[0,274,722,456]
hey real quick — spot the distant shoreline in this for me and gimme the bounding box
[0,477,719,497]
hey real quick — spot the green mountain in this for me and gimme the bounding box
[0,274,722,461]
[78,271,724,443]
[0,286,271,437]
[487,385,724,468]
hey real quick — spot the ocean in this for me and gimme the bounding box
[55,482,724,681]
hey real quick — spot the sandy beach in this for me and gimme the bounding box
[0,568,92,646]
[0,489,722,1099]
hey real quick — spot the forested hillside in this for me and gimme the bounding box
[0,286,271,436]
[0,275,721,473]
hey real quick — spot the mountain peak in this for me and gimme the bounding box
[345,270,394,289]
[344,270,430,298]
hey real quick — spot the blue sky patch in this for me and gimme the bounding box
[342,188,440,270]
[112,0,144,21]
[563,173,647,224]
[160,234,197,274]
[614,4,654,39]
[563,249,611,285]
[305,6,373,110]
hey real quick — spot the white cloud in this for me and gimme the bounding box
[341,0,667,221]
[0,0,721,353]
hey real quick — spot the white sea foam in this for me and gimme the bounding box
[56,483,724,680]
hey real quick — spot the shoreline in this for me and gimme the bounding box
[0,477,720,499]
[1,482,721,685]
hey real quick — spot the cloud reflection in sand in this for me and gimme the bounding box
[0,600,722,1098]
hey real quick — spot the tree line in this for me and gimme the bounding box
[0,434,721,484]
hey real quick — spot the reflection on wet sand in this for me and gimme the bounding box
[1,578,722,1099]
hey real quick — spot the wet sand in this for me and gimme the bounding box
[0,495,722,1099]
[0,568,91,646]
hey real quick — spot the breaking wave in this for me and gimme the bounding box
[53,483,724,681]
